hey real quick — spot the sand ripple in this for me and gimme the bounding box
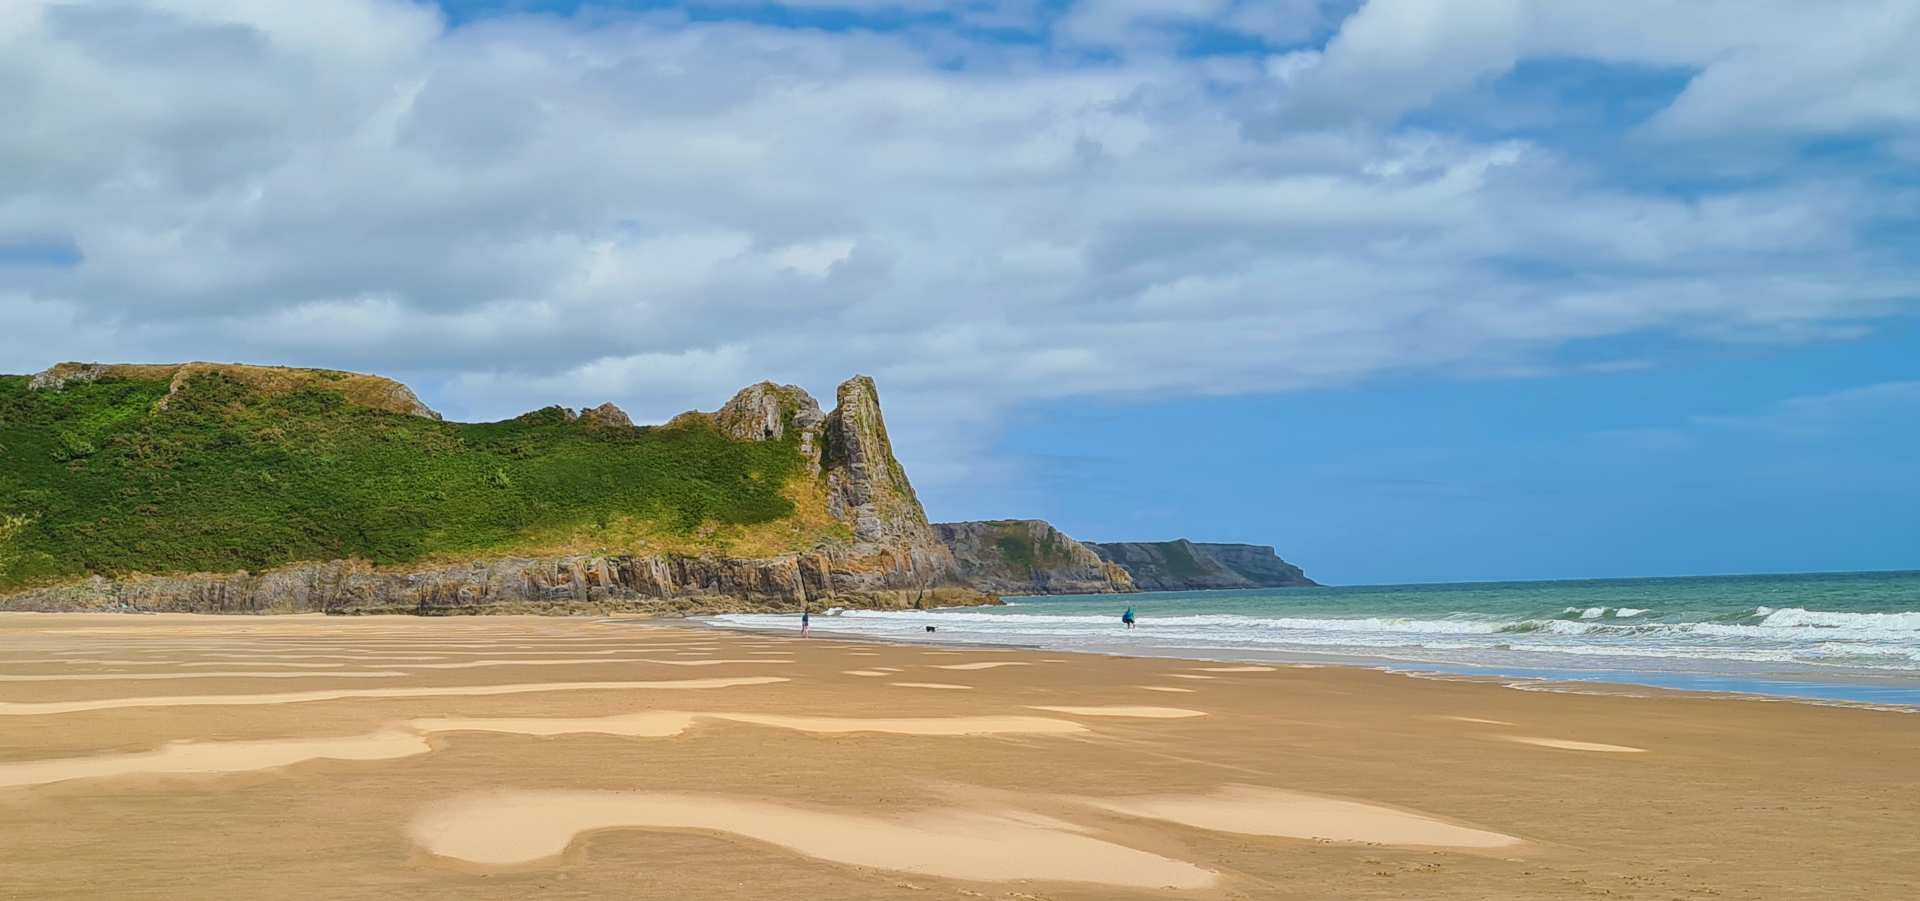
[411,791,1215,888]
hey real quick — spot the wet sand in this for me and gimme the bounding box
[2,613,1917,899]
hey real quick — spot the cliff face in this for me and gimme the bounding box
[933,520,1135,596]
[2,365,978,614]
[0,549,982,616]
[1088,540,1316,591]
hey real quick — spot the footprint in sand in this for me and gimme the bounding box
[1028,706,1207,719]
[409,791,1214,888]
[1075,784,1523,851]
[1502,736,1646,753]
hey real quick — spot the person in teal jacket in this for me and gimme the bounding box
[1121,607,1136,629]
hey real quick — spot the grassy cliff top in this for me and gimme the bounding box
[0,367,850,592]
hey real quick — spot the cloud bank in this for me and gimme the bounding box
[3,0,1916,488]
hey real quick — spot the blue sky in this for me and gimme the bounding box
[4,1,1917,584]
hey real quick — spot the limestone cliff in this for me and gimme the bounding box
[1088,540,1316,591]
[934,520,1135,596]
[2,365,979,615]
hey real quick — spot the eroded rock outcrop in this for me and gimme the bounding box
[1087,540,1317,591]
[934,520,1135,596]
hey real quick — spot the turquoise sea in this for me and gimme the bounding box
[710,570,1920,707]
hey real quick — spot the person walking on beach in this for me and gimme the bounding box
[1121,607,1136,629]
[801,606,811,637]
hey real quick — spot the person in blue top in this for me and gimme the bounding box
[801,606,811,637]
[1121,607,1136,629]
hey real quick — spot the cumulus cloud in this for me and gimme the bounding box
[2,0,1917,499]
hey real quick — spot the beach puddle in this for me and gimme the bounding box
[842,670,890,677]
[1195,666,1276,673]
[411,791,1215,888]
[0,677,789,716]
[931,662,1030,671]
[1029,706,1207,719]
[1503,736,1646,753]
[1165,674,1216,681]
[1440,716,1516,726]
[889,682,973,690]
[1082,785,1524,850]
[1139,686,1197,693]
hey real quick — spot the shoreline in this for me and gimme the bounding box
[694,615,1920,713]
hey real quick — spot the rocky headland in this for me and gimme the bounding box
[0,363,983,615]
[1088,540,1317,591]
[932,520,1135,596]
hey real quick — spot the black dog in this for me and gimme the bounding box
[925,625,937,633]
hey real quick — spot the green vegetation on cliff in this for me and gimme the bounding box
[0,369,831,591]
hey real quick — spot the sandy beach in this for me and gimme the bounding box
[2,613,1916,899]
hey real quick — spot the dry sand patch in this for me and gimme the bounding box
[410,791,1215,888]
[1502,736,1647,753]
[0,670,407,682]
[0,677,790,716]
[0,730,432,788]
[0,711,1092,790]
[1030,706,1208,719]
[1080,785,1524,851]
[391,658,789,669]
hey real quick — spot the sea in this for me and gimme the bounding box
[707,570,1920,708]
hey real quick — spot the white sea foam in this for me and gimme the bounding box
[708,600,1920,679]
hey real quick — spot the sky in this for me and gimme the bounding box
[2,1,1917,584]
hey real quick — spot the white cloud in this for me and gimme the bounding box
[2,0,1917,504]
[1274,0,1920,136]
